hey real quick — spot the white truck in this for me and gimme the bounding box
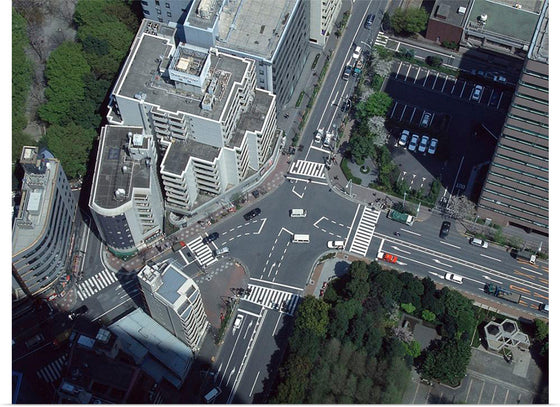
[315,128,324,143]
[323,131,334,149]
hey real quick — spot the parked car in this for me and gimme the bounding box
[428,138,438,155]
[364,14,375,29]
[472,84,483,101]
[445,272,463,284]
[538,303,549,313]
[439,221,451,238]
[233,314,244,329]
[243,208,261,221]
[493,75,507,84]
[420,112,432,128]
[418,135,429,153]
[327,240,345,249]
[398,129,410,146]
[407,134,419,152]
[202,232,219,244]
[215,246,230,256]
[68,305,88,320]
[469,237,488,248]
[352,45,362,60]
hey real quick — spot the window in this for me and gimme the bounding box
[155,0,160,5]
[157,8,161,14]
[143,9,150,15]
[167,11,172,17]
[165,2,170,7]
[141,0,148,4]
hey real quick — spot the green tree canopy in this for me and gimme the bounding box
[293,296,330,338]
[390,7,429,35]
[420,338,471,386]
[355,91,393,121]
[43,123,96,179]
[422,309,436,322]
[348,133,375,163]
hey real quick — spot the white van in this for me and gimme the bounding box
[290,209,307,218]
[327,240,345,249]
[215,247,230,256]
[203,387,221,403]
[469,237,488,248]
[292,234,310,243]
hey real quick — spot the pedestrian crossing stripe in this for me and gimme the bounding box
[37,355,67,383]
[289,160,326,179]
[187,236,218,268]
[349,207,381,257]
[77,268,118,301]
[374,32,389,47]
[242,284,300,316]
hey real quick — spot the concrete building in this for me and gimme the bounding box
[182,0,310,106]
[89,126,165,257]
[140,0,190,26]
[107,19,278,215]
[138,261,208,351]
[12,146,77,301]
[109,308,194,389]
[426,0,470,45]
[309,0,342,48]
[477,0,548,236]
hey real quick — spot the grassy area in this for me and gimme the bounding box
[295,91,305,108]
[341,158,362,185]
[311,53,320,70]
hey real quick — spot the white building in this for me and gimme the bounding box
[89,126,165,257]
[309,0,342,48]
[138,261,208,351]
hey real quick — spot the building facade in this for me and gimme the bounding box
[477,0,548,236]
[89,126,165,256]
[138,262,208,351]
[12,146,77,301]
[309,0,342,48]
[106,19,278,215]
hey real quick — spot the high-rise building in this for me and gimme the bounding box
[12,146,77,301]
[106,19,278,215]
[309,0,342,48]
[89,126,165,256]
[477,0,548,236]
[138,261,208,351]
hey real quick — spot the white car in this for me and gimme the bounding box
[445,272,463,284]
[398,130,410,146]
[472,85,483,101]
[418,135,429,153]
[352,46,362,60]
[428,138,438,155]
[327,240,345,249]
[408,134,419,152]
[420,112,432,128]
[233,314,244,329]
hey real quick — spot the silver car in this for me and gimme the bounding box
[398,129,410,146]
[408,134,419,152]
[428,138,438,155]
[418,135,429,153]
[472,84,483,101]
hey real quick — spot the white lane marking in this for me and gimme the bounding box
[254,218,267,235]
[291,185,304,198]
[439,241,461,249]
[520,266,543,276]
[480,253,502,262]
[272,312,282,337]
[391,246,411,255]
[345,204,362,245]
[237,309,261,318]
[434,259,453,268]
[249,371,261,398]
[249,277,302,292]
[483,275,503,284]
[401,229,421,236]
[429,271,444,279]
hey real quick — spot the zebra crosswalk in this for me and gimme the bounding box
[289,160,326,179]
[242,284,300,316]
[187,236,217,268]
[374,31,389,47]
[348,207,381,257]
[77,268,118,301]
[37,355,67,383]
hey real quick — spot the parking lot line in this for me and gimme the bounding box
[390,101,398,119]
[422,72,428,87]
[441,76,447,92]
[460,81,466,98]
[406,64,411,80]
[465,377,474,402]
[432,72,439,89]
[490,384,497,403]
[409,107,416,123]
[414,68,420,82]
[487,89,495,106]
[478,381,485,404]
[504,388,510,404]
[497,92,504,109]
[397,60,403,76]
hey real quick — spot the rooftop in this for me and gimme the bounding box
[232,89,274,146]
[467,0,540,43]
[161,139,220,176]
[527,0,548,62]
[186,0,223,29]
[215,0,297,60]
[91,125,152,210]
[109,308,194,389]
[430,0,470,27]
[116,20,251,121]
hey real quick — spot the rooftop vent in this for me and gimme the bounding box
[122,165,131,174]
[114,188,126,201]
[479,14,488,23]
[134,92,147,101]
[458,6,466,14]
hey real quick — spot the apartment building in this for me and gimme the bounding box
[89,126,165,256]
[309,0,342,47]
[12,146,77,301]
[138,261,208,351]
[106,19,277,215]
[477,0,548,236]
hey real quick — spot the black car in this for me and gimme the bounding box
[202,232,219,244]
[69,305,88,320]
[243,208,261,221]
[439,221,451,238]
[364,14,375,29]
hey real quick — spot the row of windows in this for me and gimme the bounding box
[498,143,547,163]
[511,102,548,119]
[487,170,548,194]
[502,134,547,153]
[144,8,172,17]
[493,162,547,183]
[479,198,548,227]
[519,80,548,94]
[523,68,548,81]
[504,123,547,141]
[483,185,547,212]
[508,112,548,130]
[515,92,547,106]
[496,152,548,173]
[486,179,547,204]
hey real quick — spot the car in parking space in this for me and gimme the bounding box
[202,232,219,244]
[243,207,261,221]
[233,314,244,329]
[471,84,483,101]
[418,135,429,153]
[364,14,375,29]
[420,112,432,128]
[493,75,507,84]
[407,134,419,152]
[398,129,410,146]
[445,272,464,284]
[428,138,438,155]
[352,46,362,60]
[439,221,451,238]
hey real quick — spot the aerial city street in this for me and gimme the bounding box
[12,0,549,404]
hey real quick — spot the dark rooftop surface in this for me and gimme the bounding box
[161,139,220,176]
[231,89,274,146]
[430,0,470,27]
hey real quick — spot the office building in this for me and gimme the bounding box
[89,126,165,257]
[309,0,342,48]
[138,261,208,351]
[477,0,548,236]
[106,19,278,215]
[140,0,190,26]
[12,146,77,301]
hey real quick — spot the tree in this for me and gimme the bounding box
[390,7,429,35]
[404,340,422,358]
[43,123,97,179]
[426,55,443,67]
[422,309,436,323]
[271,355,312,403]
[420,338,471,386]
[349,133,375,163]
[293,296,330,338]
[401,303,416,314]
[355,91,393,121]
[445,195,476,220]
[366,116,391,145]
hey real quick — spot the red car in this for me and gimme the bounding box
[381,253,398,263]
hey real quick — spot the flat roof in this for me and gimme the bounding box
[215,0,297,60]
[468,0,540,43]
[232,89,274,146]
[161,139,220,175]
[91,125,151,210]
[528,0,548,62]
[186,0,223,29]
[430,0,470,27]
[116,22,251,122]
